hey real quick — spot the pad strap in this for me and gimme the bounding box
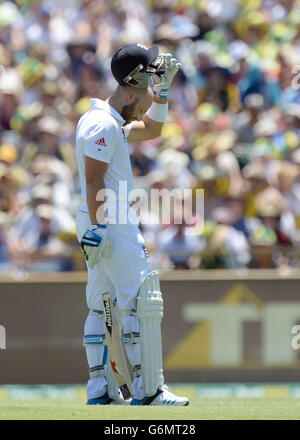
[83,334,106,346]
[133,364,142,377]
[89,309,104,316]
[89,365,106,378]
[123,332,140,345]
[84,333,140,346]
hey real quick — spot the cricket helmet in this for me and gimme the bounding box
[111,43,165,88]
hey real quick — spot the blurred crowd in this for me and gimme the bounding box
[0,0,300,272]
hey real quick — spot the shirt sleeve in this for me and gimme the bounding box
[123,123,132,138]
[84,120,117,164]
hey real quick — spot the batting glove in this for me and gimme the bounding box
[80,223,111,269]
[152,53,181,99]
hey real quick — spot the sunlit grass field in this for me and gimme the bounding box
[1,384,300,420]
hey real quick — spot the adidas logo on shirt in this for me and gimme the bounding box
[95,137,107,147]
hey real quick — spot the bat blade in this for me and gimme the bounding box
[103,292,134,399]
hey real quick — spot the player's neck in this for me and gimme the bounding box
[106,94,124,118]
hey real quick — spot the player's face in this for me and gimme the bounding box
[133,87,154,121]
[121,86,153,124]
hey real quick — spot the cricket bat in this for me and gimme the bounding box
[102,292,134,400]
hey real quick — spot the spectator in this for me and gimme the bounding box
[158,222,205,269]
[0,0,300,272]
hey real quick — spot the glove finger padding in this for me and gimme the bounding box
[163,57,180,83]
[170,58,177,67]
[161,53,172,67]
[170,58,181,71]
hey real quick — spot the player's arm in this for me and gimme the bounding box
[84,120,116,224]
[81,156,111,269]
[80,122,116,268]
[127,54,181,143]
[85,156,108,223]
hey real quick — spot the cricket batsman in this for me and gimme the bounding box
[75,43,189,406]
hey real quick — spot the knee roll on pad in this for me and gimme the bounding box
[136,271,164,396]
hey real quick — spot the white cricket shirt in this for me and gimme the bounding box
[75,98,133,217]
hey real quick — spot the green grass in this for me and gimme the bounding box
[1,397,300,420]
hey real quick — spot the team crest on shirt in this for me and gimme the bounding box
[121,128,126,142]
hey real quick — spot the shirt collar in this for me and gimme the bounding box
[90,98,125,126]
